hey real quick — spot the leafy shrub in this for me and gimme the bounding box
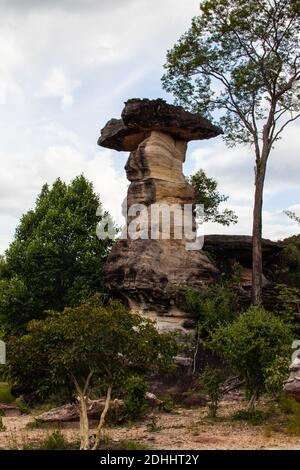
[201,366,224,418]
[146,416,161,432]
[15,397,30,414]
[124,376,148,421]
[183,285,238,334]
[265,356,291,399]
[0,382,14,404]
[277,236,300,288]
[280,397,300,435]
[162,394,174,413]
[22,431,76,450]
[232,409,271,425]
[210,306,292,412]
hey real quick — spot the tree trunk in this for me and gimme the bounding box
[73,372,93,450]
[252,158,267,305]
[92,384,112,450]
[247,392,257,414]
[78,392,90,450]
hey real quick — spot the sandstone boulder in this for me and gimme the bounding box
[284,353,300,403]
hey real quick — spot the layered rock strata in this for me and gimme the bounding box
[98,99,222,314]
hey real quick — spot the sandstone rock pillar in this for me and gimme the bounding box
[98,98,222,313]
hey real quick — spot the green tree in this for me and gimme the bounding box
[162,0,300,305]
[6,294,177,450]
[0,176,115,334]
[210,306,292,412]
[201,366,225,418]
[188,169,237,226]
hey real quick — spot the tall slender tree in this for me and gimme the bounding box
[162,0,300,304]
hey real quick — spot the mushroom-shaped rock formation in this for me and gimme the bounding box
[98,98,222,315]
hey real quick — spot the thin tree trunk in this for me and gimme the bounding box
[247,392,257,414]
[92,384,112,450]
[78,392,90,450]
[193,324,201,374]
[252,158,268,305]
[73,371,94,450]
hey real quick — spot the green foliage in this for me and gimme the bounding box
[232,409,271,425]
[280,397,300,436]
[0,176,115,334]
[22,431,76,450]
[201,366,224,418]
[0,382,14,404]
[183,285,238,334]
[39,431,71,450]
[146,416,161,432]
[6,294,178,400]
[124,376,148,421]
[188,169,237,226]
[161,394,174,413]
[278,239,300,288]
[210,307,292,400]
[265,356,291,399]
[273,284,300,327]
[162,0,300,147]
[15,397,30,414]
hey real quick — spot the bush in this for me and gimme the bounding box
[161,394,174,413]
[232,409,271,425]
[183,285,238,334]
[201,366,224,418]
[280,397,300,436]
[265,356,291,399]
[146,416,161,432]
[0,383,15,404]
[22,431,76,450]
[210,306,292,412]
[124,376,148,421]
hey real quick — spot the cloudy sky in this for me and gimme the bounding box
[0,0,299,254]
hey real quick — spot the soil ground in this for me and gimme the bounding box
[1,398,300,450]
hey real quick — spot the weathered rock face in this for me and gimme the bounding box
[99,98,222,151]
[204,235,282,268]
[98,99,221,312]
[284,353,300,403]
[204,234,282,289]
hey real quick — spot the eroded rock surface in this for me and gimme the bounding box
[284,354,300,403]
[99,98,222,151]
[98,99,221,311]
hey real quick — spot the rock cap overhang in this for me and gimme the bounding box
[98,98,223,152]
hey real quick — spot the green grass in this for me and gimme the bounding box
[22,431,78,450]
[232,409,272,425]
[280,397,300,436]
[99,439,150,450]
[0,382,15,404]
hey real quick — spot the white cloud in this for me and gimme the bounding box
[37,67,81,108]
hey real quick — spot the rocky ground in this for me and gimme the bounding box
[1,398,300,450]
